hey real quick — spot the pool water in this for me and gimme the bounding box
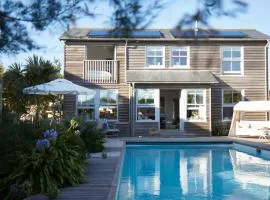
[116,143,270,200]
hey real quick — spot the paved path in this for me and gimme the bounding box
[57,139,123,200]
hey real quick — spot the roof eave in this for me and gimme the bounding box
[126,81,218,84]
[59,37,269,42]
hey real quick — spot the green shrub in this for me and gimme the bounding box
[0,121,87,199]
[79,122,105,153]
[67,118,105,153]
[212,121,229,136]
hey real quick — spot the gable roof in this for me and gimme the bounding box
[60,28,270,41]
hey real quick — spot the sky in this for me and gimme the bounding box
[1,0,270,70]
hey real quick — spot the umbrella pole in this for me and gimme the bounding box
[35,96,40,123]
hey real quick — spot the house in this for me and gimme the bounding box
[60,28,270,136]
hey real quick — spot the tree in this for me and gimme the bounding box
[0,63,3,124]
[0,0,248,54]
[3,55,62,120]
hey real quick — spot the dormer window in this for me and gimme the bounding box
[146,46,165,68]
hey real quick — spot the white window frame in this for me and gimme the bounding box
[222,89,245,122]
[170,46,190,68]
[99,89,118,121]
[76,90,96,121]
[220,46,244,76]
[136,89,159,122]
[145,46,165,68]
[186,89,207,122]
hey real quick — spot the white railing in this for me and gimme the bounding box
[83,60,118,83]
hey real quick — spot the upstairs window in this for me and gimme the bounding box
[146,46,165,68]
[223,89,244,121]
[221,47,243,75]
[171,47,189,68]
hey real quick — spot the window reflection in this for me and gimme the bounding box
[230,150,270,187]
[117,146,270,200]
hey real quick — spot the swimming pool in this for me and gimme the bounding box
[116,142,270,200]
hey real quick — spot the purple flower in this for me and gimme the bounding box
[36,139,50,150]
[43,129,58,140]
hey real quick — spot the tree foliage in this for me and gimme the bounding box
[0,0,95,54]
[0,0,248,54]
[3,55,62,119]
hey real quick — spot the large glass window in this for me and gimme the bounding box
[186,90,206,121]
[99,89,118,120]
[77,90,95,120]
[171,47,189,67]
[223,90,243,121]
[221,47,243,74]
[136,89,157,121]
[146,46,165,68]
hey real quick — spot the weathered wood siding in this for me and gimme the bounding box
[64,40,267,136]
[127,41,267,134]
[64,41,130,136]
[64,42,85,81]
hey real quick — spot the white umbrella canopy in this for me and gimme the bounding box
[23,78,92,95]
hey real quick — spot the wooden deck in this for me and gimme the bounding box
[57,157,119,200]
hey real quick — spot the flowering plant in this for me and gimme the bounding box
[43,129,58,140]
[35,139,50,151]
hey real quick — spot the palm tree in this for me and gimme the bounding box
[3,55,62,121]
[3,63,27,119]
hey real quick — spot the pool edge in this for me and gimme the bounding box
[114,137,270,199]
[109,142,126,200]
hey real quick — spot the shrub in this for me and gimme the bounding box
[0,121,87,199]
[79,121,105,153]
[212,121,229,136]
[68,118,105,153]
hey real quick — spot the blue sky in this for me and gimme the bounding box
[1,0,269,69]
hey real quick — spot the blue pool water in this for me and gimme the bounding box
[116,143,270,200]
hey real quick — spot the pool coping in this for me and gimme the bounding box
[122,137,270,151]
[107,142,126,200]
[110,136,270,200]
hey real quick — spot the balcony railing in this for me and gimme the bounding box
[83,60,118,83]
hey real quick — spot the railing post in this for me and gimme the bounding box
[83,60,85,81]
[113,60,117,83]
[88,61,91,83]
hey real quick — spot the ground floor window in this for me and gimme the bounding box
[222,89,244,121]
[77,89,118,121]
[186,89,206,121]
[77,90,96,120]
[136,89,159,121]
[99,89,118,120]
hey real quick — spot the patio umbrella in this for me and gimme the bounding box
[23,78,92,95]
[23,78,92,123]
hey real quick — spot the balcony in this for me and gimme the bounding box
[83,60,118,84]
